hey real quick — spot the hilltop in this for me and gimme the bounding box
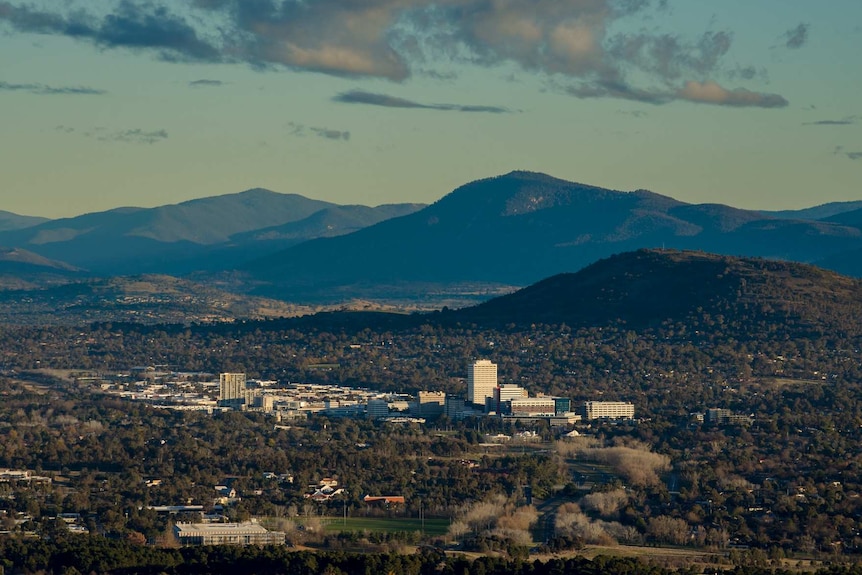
[449,249,862,338]
[246,171,862,303]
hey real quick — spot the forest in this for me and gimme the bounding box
[0,295,861,572]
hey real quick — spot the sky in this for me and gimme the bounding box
[1,0,860,219]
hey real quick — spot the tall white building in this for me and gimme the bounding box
[219,373,246,402]
[467,360,497,407]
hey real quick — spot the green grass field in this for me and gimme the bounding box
[321,516,450,537]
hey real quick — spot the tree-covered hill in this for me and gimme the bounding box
[450,249,862,337]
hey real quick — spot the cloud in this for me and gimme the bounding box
[189,79,226,87]
[617,109,647,118]
[783,23,809,49]
[566,80,671,105]
[803,116,857,126]
[0,0,786,108]
[0,80,106,95]
[334,90,511,113]
[833,146,862,161]
[287,121,350,141]
[567,79,787,108]
[676,81,788,108]
[81,127,168,144]
[111,128,168,144]
[310,127,350,141]
[0,1,221,62]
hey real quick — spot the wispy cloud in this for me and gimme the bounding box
[0,0,787,108]
[617,110,648,118]
[567,79,787,108]
[334,90,511,113]
[109,128,168,144]
[803,116,857,126]
[77,127,169,144]
[189,79,226,87]
[287,121,350,141]
[676,81,788,108]
[0,80,106,95]
[310,127,350,141]
[834,146,862,161]
[782,23,809,49]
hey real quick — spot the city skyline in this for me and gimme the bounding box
[2,1,860,218]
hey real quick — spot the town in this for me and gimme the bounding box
[87,360,635,428]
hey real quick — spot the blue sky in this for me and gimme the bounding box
[1,0,860,218]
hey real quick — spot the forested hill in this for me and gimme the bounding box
[446,249,862,337]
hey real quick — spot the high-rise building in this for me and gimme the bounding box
[467,360,497,407]
[219,373,246,403]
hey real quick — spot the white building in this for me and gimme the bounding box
[467,360,497,408]
[494,384,528,403]
[219,373,246,402]
[583,401,635,420]
[174,522,285,546]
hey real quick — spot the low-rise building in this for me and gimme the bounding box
[582,401,635,420]
[174,522,285,546]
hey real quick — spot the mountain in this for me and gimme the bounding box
[0,247,79,271]
[823,207,862,228]
[0,247,83,290]
[0,210,50,232]
[246,171,862,302]
[167,203,427,273]
[763,201,862,221]
[448,249,862,335]
[0,274,319,325]
[0,190,425,274]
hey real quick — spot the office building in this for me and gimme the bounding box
[582,401,635,420]
[416,391,446,418]
[554,397,572,415]
[509,397,556,417]
[367,399,390,419]
[174,522,285,546]
[219,373,246,402]
[467,360,497,408]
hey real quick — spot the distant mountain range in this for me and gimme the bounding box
[0,190,424,275]
[0,210,49,232]
[244,171,862,302]
[762,201,862,221]
[1,172,861,313]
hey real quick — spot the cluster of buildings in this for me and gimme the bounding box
[212,362,634,426]
[87,361,635,426]
[462,360,634,424]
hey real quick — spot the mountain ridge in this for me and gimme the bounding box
[0,189,426,274]
[245,171,862,302]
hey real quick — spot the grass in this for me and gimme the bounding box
[321,516,450,537]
